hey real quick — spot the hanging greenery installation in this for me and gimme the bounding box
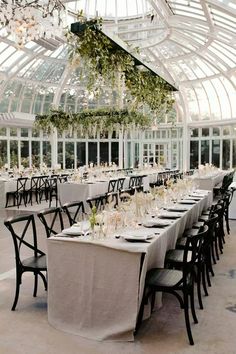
[35,107,152,135]
[67,17,175,118]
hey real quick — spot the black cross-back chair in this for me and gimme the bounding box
[87,195,107,211]
[46,177,58,208]
[38,175,49,203]
[117,177,125,192]
[27,176,41,205]
[5,177,28,208]
[4,214,47,311]
[37,207,64,238]
[107,179,117,193]
[62,201,85,226]
[137,225,208,345]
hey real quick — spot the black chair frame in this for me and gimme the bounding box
[38,207,64,238]
[4,214,47,310]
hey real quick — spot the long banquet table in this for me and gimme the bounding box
[190,170,228,191]
[47,190,212,341]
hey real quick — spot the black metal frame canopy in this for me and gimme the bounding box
[71,21,178,92]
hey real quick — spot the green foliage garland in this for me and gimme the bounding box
[35,108,152,134]
[67,18,175,117]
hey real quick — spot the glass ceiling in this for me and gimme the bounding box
[0,0,235,123]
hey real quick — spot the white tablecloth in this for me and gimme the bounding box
[58,181,109,209]
[191,171,227,191]
[47,190,212,341]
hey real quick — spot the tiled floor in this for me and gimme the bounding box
[0,206,236,354]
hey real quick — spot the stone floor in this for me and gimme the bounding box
[0,206,236,354]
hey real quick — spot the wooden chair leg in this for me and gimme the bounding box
[33,273,38,297]
[12,273,21,311]
[183,292,194,345]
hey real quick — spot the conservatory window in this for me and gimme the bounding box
[21,141,29,168]
[213,128,220,136]
[202,128,209,137]
[21,128,28,138]
[57,142,63,169]
[212,140,220,167]
[43,141,51,167]
[232,140,236,168]
[10,141,18,167]
[32,128,40,138]
[190,141,199,169]
[0,140,7,168]
[190,128,198,137]
[201,141,209,164]
[65,142,75,169]
[0,127,6,136]
[88,142,98,165]
[77,142,86,167]
[111,142,119,165]
[10,128,17,137]
[100,142,109,165]
[223,126,231,136]
[32,141,40,168]
[222,140,230,169]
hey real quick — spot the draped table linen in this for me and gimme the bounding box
[47,190,212,341]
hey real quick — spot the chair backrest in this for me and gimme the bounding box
[16,177,28,193]
[4,214,44,266]
[87,195,106,211]
[37,207,64,238]
[182,225,209,286]
[203,213,218,248]
[38,175,49,191]
[107,179,117,193]
[117,177,125,191]
[136,175,143,187]
[47,177,58,190]
[30,176,40,190]
[58,175,68,183]
[129,176,137,188]
[62,201,85,226]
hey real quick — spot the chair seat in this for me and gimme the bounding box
[165,249,192,264]
[202,210,210,215]
[192,221,205,229]
[176,237,188,249]
[183,228,199,236]
[146,268,185,288]
[21,255,47,270]
[198,215,209,222]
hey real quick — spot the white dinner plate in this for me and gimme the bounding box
[178,200,196,205]
[142,219,171,228]
[62,224,90,236]
[167,207,188,212]
[119,228,154,241]
[158,213,181,219]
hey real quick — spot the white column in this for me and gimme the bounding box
[182,123,188,172]
[50,128,58,168]
[118,128,123,169]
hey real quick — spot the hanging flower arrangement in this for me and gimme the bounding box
[34,108,152,135]
[67,17,175,119]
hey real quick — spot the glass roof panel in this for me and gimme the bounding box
[67,0,152,18]
[0,0,234,123]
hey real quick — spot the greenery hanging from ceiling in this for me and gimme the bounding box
[35,107,152,135]
[66,16,175,118]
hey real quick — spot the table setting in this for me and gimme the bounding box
[47,178,212,341]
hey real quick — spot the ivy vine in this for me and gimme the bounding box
[35,108,152,135]
[67,18,175,118]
